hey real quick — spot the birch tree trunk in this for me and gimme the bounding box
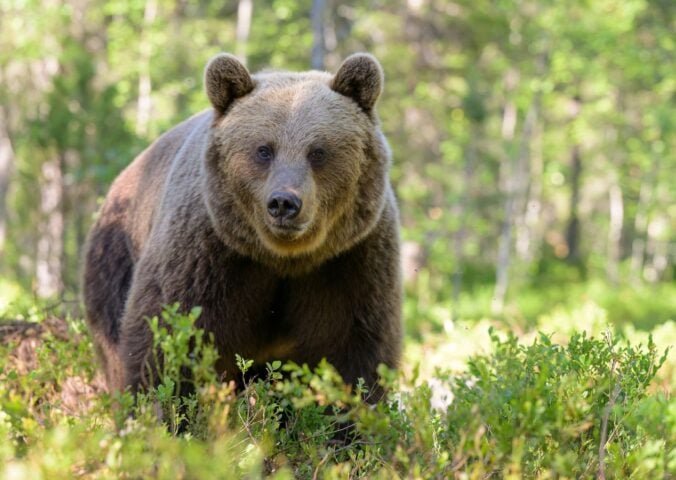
[644,216,669,283]
[236,0,253,66]
[514,106,540,261]
[493,209,513,311]
[516,52,546,263]
[493,103,537,313]
[35,155,64,298]
[630,158,658,284]
[311,0,326,70]
[606,179,624,285]
[451,128,477,303]
[135,0,158,137]
[492,69,518,314]
[516,114,543,263]
[0,105,14,256]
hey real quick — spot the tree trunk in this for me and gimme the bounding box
[644,216,669,283]
[493,108,535,313]
[516,113,543,263]
[0,105,14,256]
[493,208,512,313]
[35,156,64,298]
[516,52,547,264]
[606,180,624,285]
[451,128,477,303]
[565,145,582,261]
[514,97,541,264]
[311,0,326,70]
[565,97,582,264]
[492,70,518,314]
[630,157,658,284]
[135,0,158,137]
[236,0,253,66]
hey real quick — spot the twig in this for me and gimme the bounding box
[273,420,355,456]
[0,320,42,338]
[312,450,332,480]
[598,353,621,480]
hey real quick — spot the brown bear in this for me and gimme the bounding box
[82,53,402,399]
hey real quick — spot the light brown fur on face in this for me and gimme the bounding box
[82,53,401,400]
[209,75,372,261]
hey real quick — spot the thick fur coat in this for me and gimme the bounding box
[82,53,402,397]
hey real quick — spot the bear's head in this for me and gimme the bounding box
[202,53,392,276]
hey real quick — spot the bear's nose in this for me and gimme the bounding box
[267,192,302,220]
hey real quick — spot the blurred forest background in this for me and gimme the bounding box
[0,0,673,335]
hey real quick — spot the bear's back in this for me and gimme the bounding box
[101,110,213,256]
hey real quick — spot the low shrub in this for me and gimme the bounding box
[0,305,672,478]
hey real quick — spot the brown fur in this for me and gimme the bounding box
[82,53,402,398]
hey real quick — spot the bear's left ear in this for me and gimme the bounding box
[204,53,254,114]
[331,53,384,112]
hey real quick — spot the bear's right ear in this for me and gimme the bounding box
[204,54,254,114]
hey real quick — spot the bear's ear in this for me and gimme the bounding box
[204,53,254,114]
[331,53,384,112]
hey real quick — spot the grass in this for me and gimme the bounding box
[0,284,674,479]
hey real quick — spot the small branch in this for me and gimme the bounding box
[312,450,332,480]
[235,0,253,65]
[598,359,621,480]
[0,320,43,339]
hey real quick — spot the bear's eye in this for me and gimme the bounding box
[308,148,327,167]
[256,145,274,163]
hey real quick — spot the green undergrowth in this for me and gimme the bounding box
[0,305,674,479]
[405,279,676,336]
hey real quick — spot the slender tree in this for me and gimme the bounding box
[236,0,253,66]
[629,158,659,284]
[565,97,583,266]
[492,67,519,313]
[606,179,624,285]
[35,154,64,298]
[311,0,326,70]
[136,0,159,137]
[0,104,13,256]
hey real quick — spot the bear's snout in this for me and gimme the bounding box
[267,191,303,221]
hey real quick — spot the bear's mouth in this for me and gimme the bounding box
[267,221,307,239]
[258,218,326,257]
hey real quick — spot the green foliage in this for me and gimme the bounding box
[2,0,673,306]
[445,330,670,477]
[1,305,673,478]
[0,0,674,477]
[405,279,676,337]
[136,304,219,435]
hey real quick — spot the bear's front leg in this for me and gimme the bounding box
[288,215,403,402]
[327,288,402,402]
[118,271,166,395]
